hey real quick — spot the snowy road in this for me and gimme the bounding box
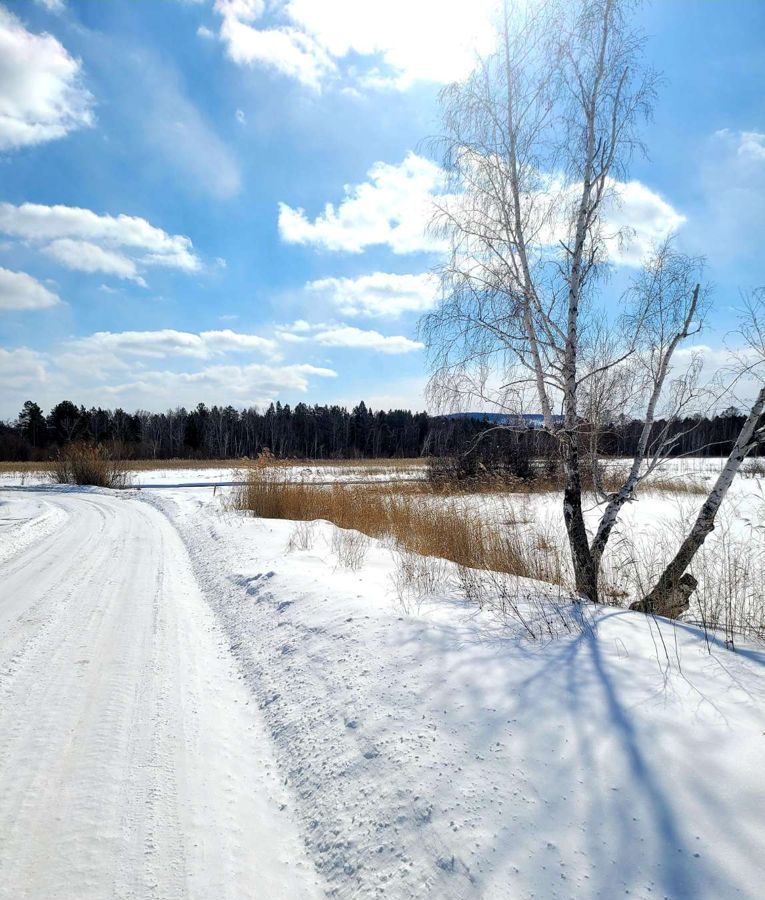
[0,488,319,900]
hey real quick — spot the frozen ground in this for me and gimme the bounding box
[1,467,764,898]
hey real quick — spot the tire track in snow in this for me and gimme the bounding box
[0,488,321,900]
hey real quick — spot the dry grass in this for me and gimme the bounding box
[639,475,708,495]
[50,442,128,488]
[741,458,765,479]
[599,494,765,645]
[238,471,576,637]
[0,461,53,474]
[332,528,370,570]
[594,467,708,496]
[236,473,562,584]
[0,457,258,475]
[423,463,708,498]
[293,457,424,469]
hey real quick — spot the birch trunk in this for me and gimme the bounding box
[563,435,600,602]
[635,385,765,617]
[590,284,701,570]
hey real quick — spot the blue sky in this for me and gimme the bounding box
[0,0,763,419]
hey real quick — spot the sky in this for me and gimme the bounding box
[0,0,763,420]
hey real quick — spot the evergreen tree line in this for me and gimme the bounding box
[1,399,761,463]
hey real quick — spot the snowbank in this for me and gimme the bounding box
[142,486,765,899]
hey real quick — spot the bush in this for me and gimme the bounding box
[50,442,128,487]
[428,428,536,486]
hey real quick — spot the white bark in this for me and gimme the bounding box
[640,384,765,616]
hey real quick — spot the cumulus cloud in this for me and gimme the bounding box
[279,153,446,254]
[0,5,93,150]
[0,266,61,311]
[0,201,201,285]
[0,346,49,394]
[64,361,338,413]
[601,180,686,267]
[307,272,439,318]
[0,346,338,417]
[43,239,147,285]
[279,152,683,266]
[674,343,764,412]
[275,319,423,353]
[100,362,337,406]
[0,322,342,416]
[219,14,334,88]
[68,328,277,360]
[211,0,499,90]
[314,325,423,354]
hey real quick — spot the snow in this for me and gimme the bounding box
[0,487,320,900]
[0,490,67,566]
[1,469,764,898]
[152,484,765,899]
[0,461,424,490]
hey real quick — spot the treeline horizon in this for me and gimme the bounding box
[2,398,761,462]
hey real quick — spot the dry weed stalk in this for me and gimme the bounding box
[332,528,369,570]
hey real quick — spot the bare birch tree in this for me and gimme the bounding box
[634,290,765,616]
[423,0,708,603]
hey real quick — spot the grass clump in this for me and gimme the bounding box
[51,442,128,488]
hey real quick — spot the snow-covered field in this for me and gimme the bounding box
[1,463,764,898]
[0,461,425,490]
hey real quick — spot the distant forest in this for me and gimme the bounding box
[2,399,762,462]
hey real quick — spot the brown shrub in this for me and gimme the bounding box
[50,442,128,488]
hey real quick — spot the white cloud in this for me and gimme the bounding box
[0,266,61,310]
[314,325,423,354]
[0,346,49,393]
[307,272,439,318]
[0,201,201,285]
[275,318,423,353]
[275,319,312,342]
[197,25,215,39]
[211,0,499,90]
[278,152,446,253]
[69,328,277,360]
[278,152,681,266]
[219,14,334,88]
[90,361,337,411]
[43,239,147,285]
[0,342,338,417]
[733,130,765,162]
[674,343,764,412]
[34,0,66,12]
[0,5,93,150]
[602,180,687,267]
